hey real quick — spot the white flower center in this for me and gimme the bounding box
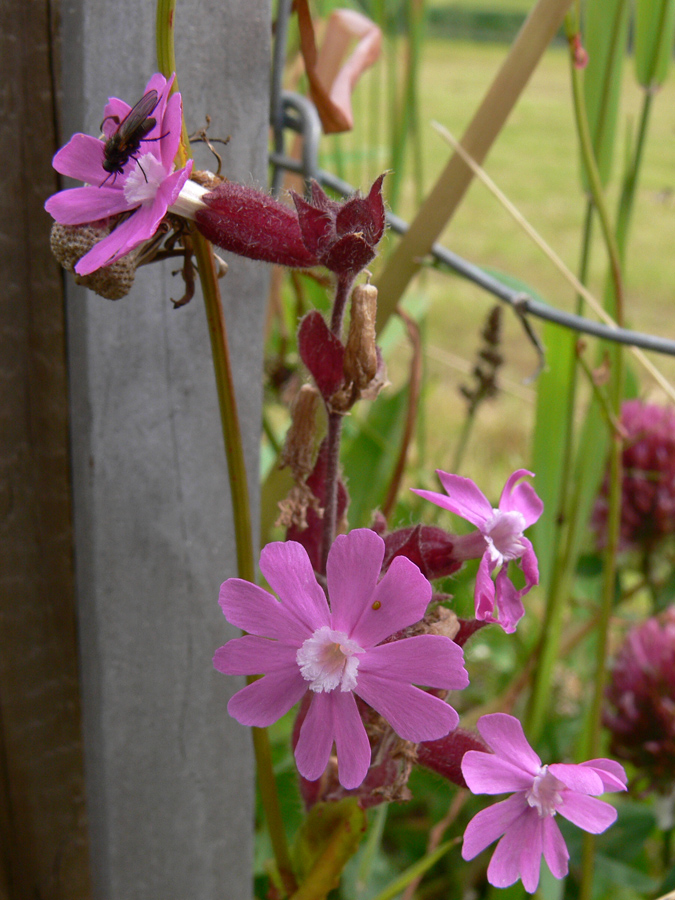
[296,626,364,693]
[483,508,527,566]
[123,152,170,205]
[525,765,564,818]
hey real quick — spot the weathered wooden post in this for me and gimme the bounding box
[2,0,270,898]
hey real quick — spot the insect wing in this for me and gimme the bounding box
[116,90,160,142]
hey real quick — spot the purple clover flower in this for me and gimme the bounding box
[461,714,627,894]
[604,607,675,792]
[413,470,543,633]
[593,399,675,552]
[45,73,193,275]
[214,528,469,790]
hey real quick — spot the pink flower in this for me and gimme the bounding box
[214,528,469,789]
[45,73,193,275]
[413,470,543,632]
[462,714,627,894]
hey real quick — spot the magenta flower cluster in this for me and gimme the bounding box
[214,529,468,790]
[45,73,192,275]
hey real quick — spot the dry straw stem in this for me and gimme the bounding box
[431,122,675,403]
[375,0,574,332]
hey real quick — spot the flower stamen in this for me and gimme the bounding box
[297,625,364,693]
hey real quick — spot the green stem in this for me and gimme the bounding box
[451,408,477,474]
[567,20,624,321]
[567,17,625,899]
[525,47,596,741]
[615,89,653,261]
[156,3,296,894]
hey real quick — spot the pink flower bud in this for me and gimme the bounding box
[417,728,489,788]
[195,175,386,278]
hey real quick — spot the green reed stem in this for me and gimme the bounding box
[156,3,296,894]
[564,17,625,899]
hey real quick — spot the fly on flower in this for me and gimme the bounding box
[100,89,161,185]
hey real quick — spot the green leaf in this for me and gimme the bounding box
[369,838,457,900]
[291,798,367,898]
[582,0,631,187]
[531,320,577,592]
[565,391,610,573]
[635,0,675,89]
[342,386,409,528]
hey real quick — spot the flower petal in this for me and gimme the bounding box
[74,210,148,274]
[494,568,525,633]
[579,759,627,792]
[45,185,132,225]
[541,816,569,880]
[258,540,331,632]
[326,529,384,635]
[474,554,497,621]
[548,763,604,795]
[488,805,542,893]
[227,670,307,727]
[476,714,541,774]
[557,793,618,834]
[101,98,131,138]
[355,675,458,741]
[462,793,529,860]
[462,750,537,795]
[160,90,183,169]
[519,538,539,591]
[213,635,298,675]
[294,692,336,782]
[156,161,193,209]
[499,470,543,528]
[218,577,310,643]
[332,691,372,789]
[360,634,468,691]
[413,470,492,528]
[348,556,432,648]
[52,133,108,184]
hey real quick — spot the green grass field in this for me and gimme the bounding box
[320,37,675,497]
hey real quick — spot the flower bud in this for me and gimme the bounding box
[417,728,489,788]
[280,385,322,480]
[343,283,378,388]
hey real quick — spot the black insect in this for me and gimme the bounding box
[100,90,161,186]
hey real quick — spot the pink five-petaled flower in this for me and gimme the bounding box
[213,528,469,790]
[45,73,193,275]
[461,714,627,894]
[413,470,543,633]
